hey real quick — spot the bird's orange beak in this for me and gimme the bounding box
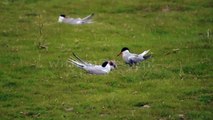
[117,52,122,56]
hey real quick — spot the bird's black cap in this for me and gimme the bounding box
[101,61,108,67]
[121,47,129,52]
[60,14,66,17]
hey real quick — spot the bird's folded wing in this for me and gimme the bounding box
[128,55,140,63]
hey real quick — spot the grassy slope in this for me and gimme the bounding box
[0,0,212,119]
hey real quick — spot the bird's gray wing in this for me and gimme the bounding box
[128,54,141,64]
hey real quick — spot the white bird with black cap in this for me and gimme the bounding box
[117,47,151,66]
[68,53,116,75]
[58,13,94,25]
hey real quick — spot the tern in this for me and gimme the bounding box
[68,53,116,75]
[58,13,94,25]
[117,47,151,66]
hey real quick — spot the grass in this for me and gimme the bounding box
[0,0,213,119]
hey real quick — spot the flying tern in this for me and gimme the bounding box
[68,53,116,75]
[58,13,94,25]
[117,47,151,66]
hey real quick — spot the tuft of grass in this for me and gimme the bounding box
[0,93,23,101]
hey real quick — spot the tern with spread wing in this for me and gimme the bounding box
[68,53,116,75]
[117,47,151,66]
[58,13,94,25]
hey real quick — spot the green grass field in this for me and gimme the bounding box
[0,0,212,119]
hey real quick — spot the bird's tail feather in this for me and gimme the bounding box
[68,58,84,68]
[139,50,150,57]
[72,52,87,64]
[82,13,94,22]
